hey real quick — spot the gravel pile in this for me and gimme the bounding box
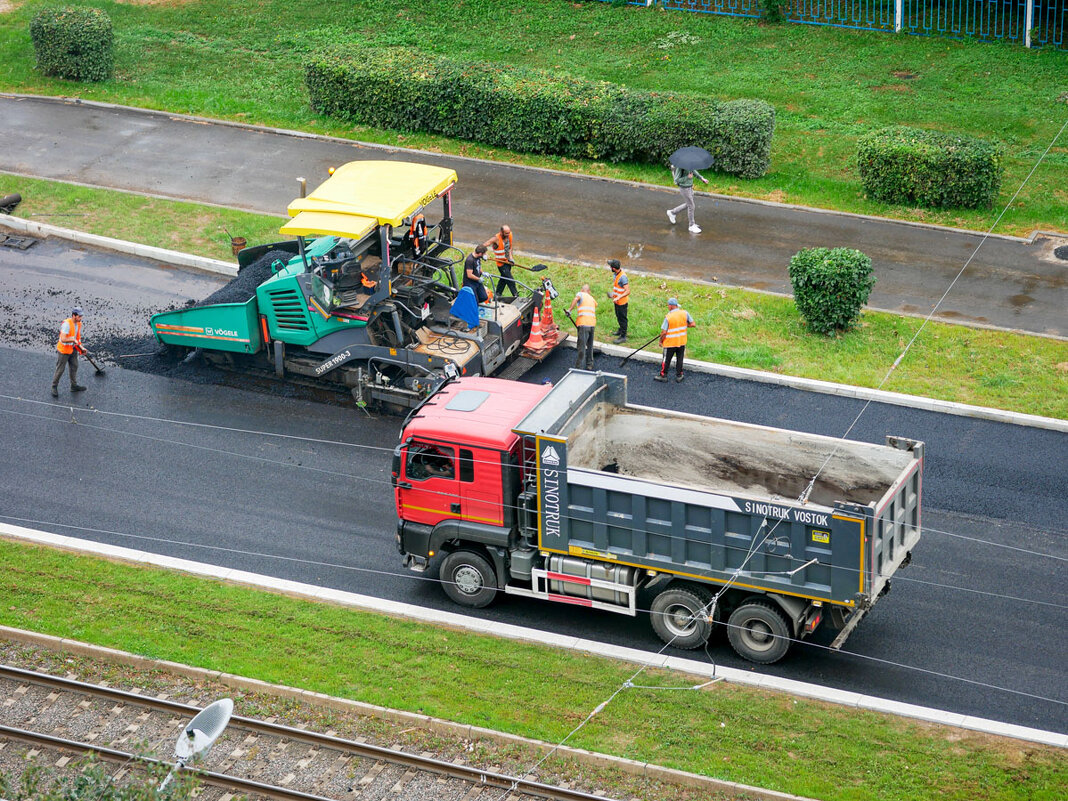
[194,249,292,307]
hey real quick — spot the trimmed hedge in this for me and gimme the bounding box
[857,126,1003,209]
[788,247,875,335]
[29,6,113,82]
[305,48,775,178]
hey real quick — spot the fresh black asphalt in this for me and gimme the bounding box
[0,237,1064,733]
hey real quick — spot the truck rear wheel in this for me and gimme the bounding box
[650,587,713,650]
[727,600,791,664]
[440,550,497,608]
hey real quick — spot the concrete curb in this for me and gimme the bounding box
[0,214,237,278]
[1,521,1064,750]
[4,215,1064,432]
[584,339,1068,433]
[0,626,814,801]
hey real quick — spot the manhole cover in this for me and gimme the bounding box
[0,235,37,250]
[1054,245,1068,261]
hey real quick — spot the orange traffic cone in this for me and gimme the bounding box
[523,308,547,355]
[542,289,556,328]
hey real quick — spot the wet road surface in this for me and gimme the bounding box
[3,93,1066,337]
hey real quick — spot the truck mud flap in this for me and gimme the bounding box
[829,605,868,650]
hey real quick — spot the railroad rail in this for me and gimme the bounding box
[0,664,618,801]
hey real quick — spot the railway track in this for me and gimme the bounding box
[0,664,620,801]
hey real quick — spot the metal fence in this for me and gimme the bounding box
[610,0,1065,48]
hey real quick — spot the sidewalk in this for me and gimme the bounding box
[1,93,1066,338]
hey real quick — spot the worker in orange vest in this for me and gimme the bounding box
[655,297,695,383]
[606,259,630,344]
[51,307,88,398]
[567,284,597,371]
[483,225,516,300]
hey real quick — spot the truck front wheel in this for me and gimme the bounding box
[727,600,791,664]
[649,587,713,650]
[440,550,497,608]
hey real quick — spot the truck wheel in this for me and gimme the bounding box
[727,600,791,664]
[440,550,497,609]
[650,587,712,650]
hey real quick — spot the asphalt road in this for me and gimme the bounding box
[0,240,1065,734]
[2,93,1067,337]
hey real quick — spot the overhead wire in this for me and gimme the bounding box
[2,508,1065,713]
[1,395,1064,561]
[0,402,1065,612]
[3,117,1067,791]
[491,111,1068,791]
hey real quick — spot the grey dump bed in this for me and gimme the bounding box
[516,372,923,624]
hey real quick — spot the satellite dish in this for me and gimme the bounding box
[175,698,234,761]
[160,698,234,791]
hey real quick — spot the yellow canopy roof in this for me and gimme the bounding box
[279,210,377,240]
[286,160,458,228]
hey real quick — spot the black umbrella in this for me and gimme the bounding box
[669,146,714,171]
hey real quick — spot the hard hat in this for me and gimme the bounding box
[72,307,84,316]
[667,298,678,307]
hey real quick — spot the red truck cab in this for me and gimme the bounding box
[393,378,552,574]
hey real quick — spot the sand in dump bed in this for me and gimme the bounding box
[567,405,914,508]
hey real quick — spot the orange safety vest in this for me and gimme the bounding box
[56,317,82,354]
[574,291,597,327]
[661,308,689,348]
[610,271,630,306]
[488,231,512,267]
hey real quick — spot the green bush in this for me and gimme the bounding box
[305,48,775,178]
[788,247,876,334]
[29,6,113,82]
[857,126,1003,209]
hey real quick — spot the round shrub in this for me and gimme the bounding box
[788,247,876,334]
[857,126,1003,209]
[30,6,113,82]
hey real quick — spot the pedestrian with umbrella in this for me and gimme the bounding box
[666,146,712,234]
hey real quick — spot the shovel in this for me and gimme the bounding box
[619,333,661,366]
[78,348,106,375]
[504,260,548,273]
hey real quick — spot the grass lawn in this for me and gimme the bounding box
[1,539,1065,801]
[0,1,1065,237]
[4,173,1066,418]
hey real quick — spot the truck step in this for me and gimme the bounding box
[495,356,537,381]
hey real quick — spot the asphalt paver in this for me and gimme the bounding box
[2,93,1066,337]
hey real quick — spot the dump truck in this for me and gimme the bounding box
[150,161,562,411]
[393,371,923,664]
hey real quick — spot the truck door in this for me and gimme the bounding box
[397,441,461,526]
[457,447,504,526]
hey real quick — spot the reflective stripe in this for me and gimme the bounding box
[56,318,82,354]
[575,292,597,327]
[610,272,630,305]
[489,231,512,266]
[662,308,689,347]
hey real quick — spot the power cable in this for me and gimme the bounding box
[1,396,1064,561]
[1,405,1066,610]
[2,509,1064,712]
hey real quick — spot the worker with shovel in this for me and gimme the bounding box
[568,284,597,371]
[51,307,88,398]
[484,225,517,300]
[655,297,696,383]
